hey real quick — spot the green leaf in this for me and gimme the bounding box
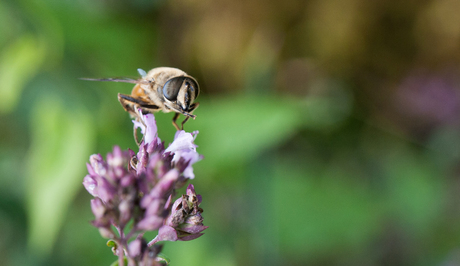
[271,161,381,259]
[185,95,301,175]
[107,240,118,249]
[26,96,95,256]
[157,253,170,264]
[384,149,445,236]
[155,93,351,178]
[0,35,45,113]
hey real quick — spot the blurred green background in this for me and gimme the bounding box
[2,0,460,265]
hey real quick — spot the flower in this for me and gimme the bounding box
[83,111,206,265]
[133,112,161,146]
[83,147,132,204]
[165,131,203,179]
[149,184,208,245]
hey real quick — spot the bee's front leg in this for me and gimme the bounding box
[134,124,141,146]
[181,116,190,130]
[172,113,180,131]
[118,93,160,115]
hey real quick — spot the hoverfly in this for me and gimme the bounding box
[82,67,200,142]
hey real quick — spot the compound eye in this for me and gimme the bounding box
[163,77,186,101]
[185,78,199,99]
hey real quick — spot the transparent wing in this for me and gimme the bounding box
[80,77,151,85]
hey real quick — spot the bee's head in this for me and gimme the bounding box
[162,76,200,114]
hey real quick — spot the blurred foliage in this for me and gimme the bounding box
[1,0,460,265]
[26,97,94,255]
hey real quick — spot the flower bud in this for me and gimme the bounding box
[128,238,147,259]
[83,175,97,197]
[90,154,107,177]
[90,198,106,219]
[98,227,115,239]
[119,198,133,225]
[137,215,164,231]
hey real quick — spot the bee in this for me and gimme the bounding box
[82,67,200,140]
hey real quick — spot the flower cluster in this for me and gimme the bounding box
[83,112,207,266]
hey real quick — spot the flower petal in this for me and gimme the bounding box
[157,225,179,242]
[83,175,98,197]
[165,131,197,154]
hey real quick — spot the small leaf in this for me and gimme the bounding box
[107,239,118,248]
[157,253,170,264]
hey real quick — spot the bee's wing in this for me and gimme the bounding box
[80,77,151,85]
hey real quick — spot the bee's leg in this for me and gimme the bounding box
[181,116,190,130]
[179,103,199,130]
[189,102,199,113]
[172,113,180,131]
[133,125,142,146]
[118,94,138,116]
[118,93,160,115]
[130,116,143,146]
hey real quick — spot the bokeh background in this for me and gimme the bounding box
[2,0,460,265]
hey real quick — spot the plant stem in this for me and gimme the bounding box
[118,242,124,266]
[147,235,159,247]
[118,226,125,266]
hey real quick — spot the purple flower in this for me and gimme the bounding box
[82,175,97,197]
[149,184,208,245]
[83,111,206,265]
[84,148,131,204]
[133,112,161,146]
[394,69,460,135]
[165,131,203,179]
